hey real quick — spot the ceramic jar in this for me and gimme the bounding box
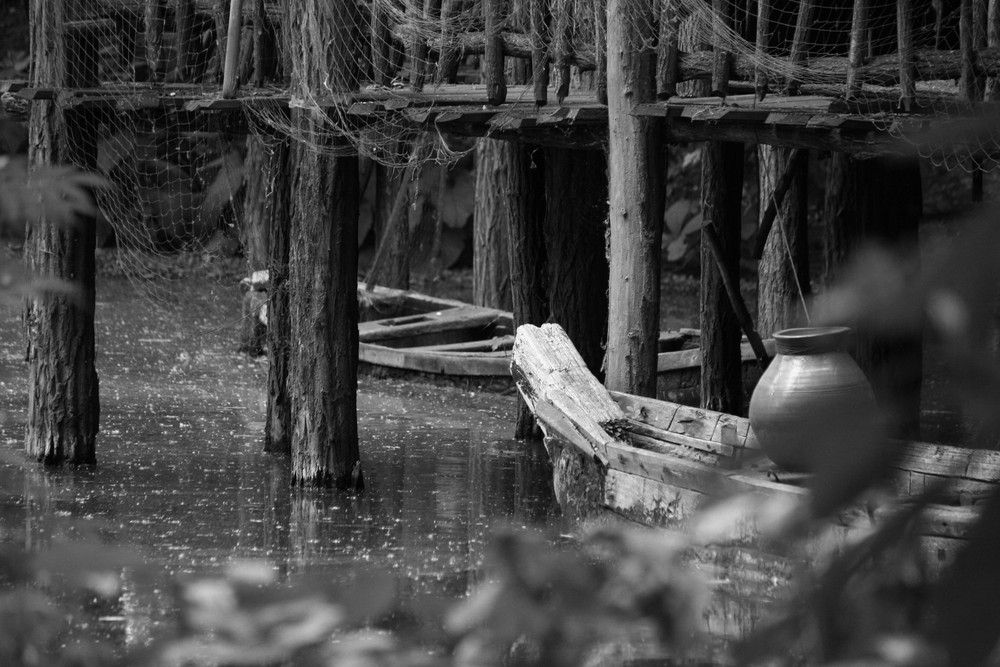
[748,326,877,473]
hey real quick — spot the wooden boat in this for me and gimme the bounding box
[511,322,1000,576]
[242,272,769,397]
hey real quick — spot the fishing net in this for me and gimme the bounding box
[637,0,997,171]
[22,0,997,296]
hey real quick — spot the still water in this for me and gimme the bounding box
[0,273,566,651]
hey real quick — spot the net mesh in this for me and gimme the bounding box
[21,0,998,291]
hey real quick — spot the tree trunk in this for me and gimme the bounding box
[544,147,609,378]
[503,141,549,438]
[757,146,810,337]
[285,0,363,488]
[24,0,100,465]
[249,133,293,454]
[472,140,513,310]
[287,123,361,487]
[700,140,745,414]
[605,0,665,398]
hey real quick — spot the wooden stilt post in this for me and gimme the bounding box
[473,142,513,310]
[656,0,679,99]
[25,0,100,465]
[757,146,810,338]
[544,147,609,378]
[785,0,813,95]
[484,0,507,104]
[437,0,464,84]
[847,0,868,97]
[530,0,550,105]
[145,0,167,81]
[173,0,196,82]
[605,0,665,397]
[699,0,744,414]
[222,0,243,96]
[987,0,1000,100]
[286,0,363,489]
[505,142,549,437]
[260,134,293,454]
[897,0,916,111]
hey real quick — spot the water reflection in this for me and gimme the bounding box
[0,277,563,653]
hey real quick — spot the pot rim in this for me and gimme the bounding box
[773,326,851,355]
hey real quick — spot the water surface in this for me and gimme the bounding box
[0,272,563,649]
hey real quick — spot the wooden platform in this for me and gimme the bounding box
[3,80,988,157]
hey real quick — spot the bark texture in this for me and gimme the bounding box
[24,0,99,465]
[503,142,548,438]
[699,141,745,414]
[257,135,292,454]
[757,145,810,337]
[472,139,513,311]
[285,0,363,487]
[544,147,609,378]
[605,0,665,397]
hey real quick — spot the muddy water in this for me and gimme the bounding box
[0,273,565,649]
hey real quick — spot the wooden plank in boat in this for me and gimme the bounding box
[670,404,722,441]
[628,422,737,458]
[891,440,1000,481]
[359,308,506,343]
[611,391,680,432]
[358,343,511,376]
[404,334,515,353]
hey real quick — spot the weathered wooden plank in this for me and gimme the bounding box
[358,344,511,376]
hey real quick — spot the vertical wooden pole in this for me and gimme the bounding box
[700,141,745,412]
[484,0,507,104]
[145,0,167,81]
[896,0,915,111]
[261,134,293,454]
[544,148,609,377]
[530,0,550,105]
[987,0,1000,100]
[222,0,243,96]
[286,0,363,488]
[961,0,981,101]
[25,0,100,465]
[656,0,679,99]
[757,146,810,337]
[786,0,813,94]
[505,142,548,437]
[372,0,394,85]
[594,0,607,103]
[473,142,513,310]
[213,0,230,82]
[551,0,572,103]
[252,0,265,86]
[174,0,195,82]
[754,0,770,100]
[436,0,464,84]
[846,0,868,97]
[606,0,665,397]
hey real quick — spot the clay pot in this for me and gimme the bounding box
[748,326,878,473]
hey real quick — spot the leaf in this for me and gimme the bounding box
[666,237,689,263]
[664,200,691,235]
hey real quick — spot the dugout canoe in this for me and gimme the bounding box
[242,272,770,397]
[511,322,1000,575]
